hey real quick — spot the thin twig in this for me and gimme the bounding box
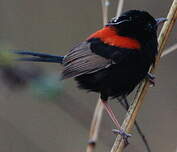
[161,43,177,57]
[86,1,109,152]
[111,0,177,151]
[116,0,124,18]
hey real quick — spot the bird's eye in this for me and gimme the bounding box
[109,17,118,23]
[113,19,118,23]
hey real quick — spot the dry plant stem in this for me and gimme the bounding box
[101,0,110,25]
[118,98,151,152]
[161,43,177,57]
[111,0,177,152]
[86,1,109,152]
[116,0,124,18]
[86,98,104,152]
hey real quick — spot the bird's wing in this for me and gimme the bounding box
[62,42,112,79]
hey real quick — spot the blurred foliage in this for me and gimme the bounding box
[29,73,63,100]
[0,42,17,66]
[1,65,43,88]
[0,42,63,99]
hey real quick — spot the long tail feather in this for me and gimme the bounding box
[13,50,64,64]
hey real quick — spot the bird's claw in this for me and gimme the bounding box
[112,129,131,146]
[147,73,156,87]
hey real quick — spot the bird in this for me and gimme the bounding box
[14,10,166,143]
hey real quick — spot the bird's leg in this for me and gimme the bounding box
[101,100,131,145]
[146,72,156,86]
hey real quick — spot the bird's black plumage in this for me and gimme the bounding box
[63,10,159,100]
[14,10,166,101]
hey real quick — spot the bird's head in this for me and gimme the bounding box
[107,10,167,42]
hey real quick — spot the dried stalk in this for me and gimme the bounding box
[101,0,110,25]
[116,0,124,18]
[118,98,151,152]
[111,0,177,152]
[86,98,104,152]
[161,43,177,57]
[86,1,109,152]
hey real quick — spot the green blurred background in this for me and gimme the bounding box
[0,0,176,152]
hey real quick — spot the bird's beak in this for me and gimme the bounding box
[155,17,167,26]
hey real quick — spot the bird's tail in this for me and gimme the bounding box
[13,50,64,64]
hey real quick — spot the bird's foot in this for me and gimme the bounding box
[147,73,155,87]
[112,129,131,146]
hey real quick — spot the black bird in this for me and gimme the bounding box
[14,10,166,141]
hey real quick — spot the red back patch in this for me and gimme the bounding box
[87,26,141,50]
